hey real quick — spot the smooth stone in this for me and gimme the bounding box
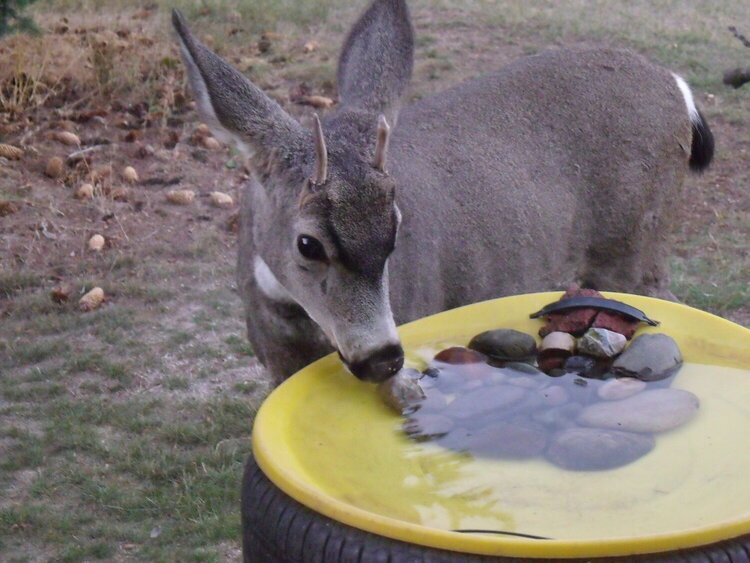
[563,355,597,376]
[577,388,699,433]
[540,385,569,406]
[416,389,448,413]
[597,377,647,401]
[442,384,526,420]
[532,402,583,428]
[468,329,537,362]
[503,362,544,376]
[578,328,627,358]
[434,346,486,364]
[377,370,425,414]
[546,427,655,471]
[610,333,682,381]
[540,331,576,354]
[506,375,543,389]
[446,421,547,459]
[427,368,468,393]
[403,413,454,441]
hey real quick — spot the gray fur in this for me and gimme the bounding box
[172,2,710,384]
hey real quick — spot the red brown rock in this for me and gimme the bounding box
[537,351,568,373]
[538,285,603,337]
[433,346,486,364]
[592,310,640,339]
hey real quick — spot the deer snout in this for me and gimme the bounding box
[345,343,404,383]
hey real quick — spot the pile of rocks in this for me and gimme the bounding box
[378,292,699,471]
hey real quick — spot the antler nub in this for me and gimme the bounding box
[373,114,390,172]
[312,114,328,185]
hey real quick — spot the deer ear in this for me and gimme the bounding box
[172,9,303,159]
[337,0,414,123]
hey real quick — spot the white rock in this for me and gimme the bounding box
[578,328,627,358]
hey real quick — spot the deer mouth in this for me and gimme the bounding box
[339,343,405,383]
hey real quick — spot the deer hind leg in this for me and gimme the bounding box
[578,165,686,301]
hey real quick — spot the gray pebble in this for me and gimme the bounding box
[443,385,526,420]
[577,388,699,433]
[468,329,537,362]
[578,328,627,358]
[610,333,682,381]
[597,377,647,401]
[546,427,655,470]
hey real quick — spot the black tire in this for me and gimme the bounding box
[242,453,750,563]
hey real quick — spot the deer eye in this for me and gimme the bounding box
[297,235,327,262]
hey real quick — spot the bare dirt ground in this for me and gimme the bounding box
[0,1,748,561]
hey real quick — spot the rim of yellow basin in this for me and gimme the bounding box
[252,292,750,559]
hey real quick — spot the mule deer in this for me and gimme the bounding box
[172,0,713,385]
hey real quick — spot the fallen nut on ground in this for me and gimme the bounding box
[122,166,139,183]
[88,234,105,251]
[210,191,234,208]
[0,143,24,160]
[75,183,94,200]
[79,287,105,311]
[166,189,195,204]
[45,156,64,178]
[53,131,81,146]
[202,136,221,150]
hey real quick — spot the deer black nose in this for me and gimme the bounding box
[346,343,404,383]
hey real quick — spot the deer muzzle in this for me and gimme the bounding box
[343,342,404,383]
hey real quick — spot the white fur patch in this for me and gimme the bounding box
[253,256,294,303]
[672,73,700,124]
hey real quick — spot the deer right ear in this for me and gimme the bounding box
[171,9,303,159]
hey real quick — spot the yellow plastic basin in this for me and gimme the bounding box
[252,292,750,558]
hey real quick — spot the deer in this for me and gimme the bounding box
[172,0,713,386]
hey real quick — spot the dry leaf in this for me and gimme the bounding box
[0,143,24,160]
[227,212,240,233]
[110,187,129,201]
[79,287,105,311]
[88,234,105,251]
[166,189,195,205]
[210,191,234,209]
[0,201,20,216]
[51,285,71,303]
[124,130,141,142]
[45,157,65,178]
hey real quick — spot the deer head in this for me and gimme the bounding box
[172,0,414,382]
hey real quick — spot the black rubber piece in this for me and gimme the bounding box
[241,452,750,563]
[529,297,660,326]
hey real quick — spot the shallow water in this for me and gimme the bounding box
[403,360,693,471]
[288,361,750,540]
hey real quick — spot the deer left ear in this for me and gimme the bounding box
[337,0,414,125]
[373,114,390,172]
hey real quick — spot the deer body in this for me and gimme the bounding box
[174,1,713,384]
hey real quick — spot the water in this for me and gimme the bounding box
[403,359,692,471]
[288,361,750,540]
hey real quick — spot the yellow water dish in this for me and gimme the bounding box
[253,292,750,558]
